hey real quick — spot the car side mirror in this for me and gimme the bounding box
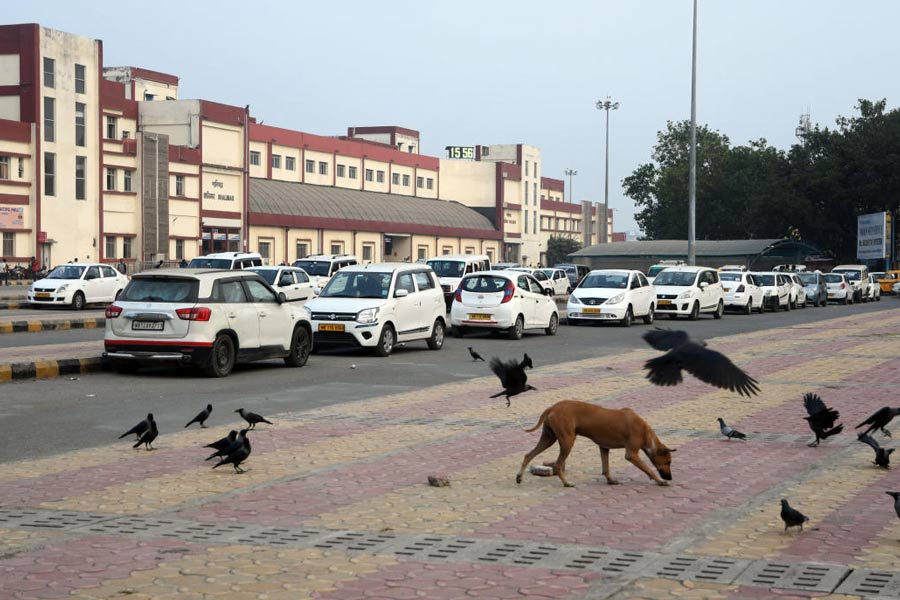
[699,281,708,289]
[394,289,409,298]
[543,288,553,296]
[277,292,286,303]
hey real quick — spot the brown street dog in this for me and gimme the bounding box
[516,400,675,487]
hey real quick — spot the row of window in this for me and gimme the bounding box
[523,159,539,180]
[105,235,134,259]
[43,57,86,94]
[249,151,435,189]
[0,156,25,180]
[42,98,127,146]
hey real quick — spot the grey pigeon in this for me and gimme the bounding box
[886,492,900,521]
[119,413,153,440]
[212,435,251,473]
[858,433,894,468]
[185,404,213,428]
[489,357,537,407]
[204,430,237,451]
[803,393,843,447]
[780,499,809,533]
[206,429,248,461]
[856,407,900,438]
[132,416,158,451]
[717,417,747,441]
[235,408,272,429]
[642,329,760,397]
[467,347,485,362]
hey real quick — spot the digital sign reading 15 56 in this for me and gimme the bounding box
[445,146,475,160]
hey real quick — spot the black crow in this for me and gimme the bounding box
[856,407,900,438]
[206,429,248,461]
[641,329,760,397]
[185,404,213,429]
[235,408,273,429]
[886,492,900,521]
[857,432,894,468]
[132,416,158,451]
[717,417,747,441]
[780,499,809,533]
[803,393,843,447]
[467,347,485,362]
[520,353,534,370]
[212,435,251,473]
[489,357,537,407]
[204,430,237,451]
[119,413,153,440]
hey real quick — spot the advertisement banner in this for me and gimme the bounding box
[0,206,24,229]
[857,212,887,260]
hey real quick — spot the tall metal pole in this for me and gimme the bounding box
[595,97,619,244]
[604,107,610,216]
[564,168,577,203]
[687,0,698,265]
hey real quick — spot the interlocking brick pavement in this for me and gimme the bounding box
[1,309,899,599]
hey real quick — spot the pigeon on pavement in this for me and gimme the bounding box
[857,432,894,468]
[489,357,536,407]
[119,413,153,440]
[467,347,485,362]
[235,408,273,429]
[642,329,760,397]
[212,435,252,473]
[206,429,248,461]
[132,416,158,451]
[717,417,747,441]
[886,492,900,521]
[204,430,237,451]
[856,407,900,438]
[185,404,213,429]
[780,499,810,533]
[803,393,843,447]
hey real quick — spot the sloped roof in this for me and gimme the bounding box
[571,239,785,258]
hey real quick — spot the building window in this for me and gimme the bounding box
[285,156,295,171]
[318,161,328,175]
[74,64,86,94]
[442,246,452,255]
[106,116,117,140]
[525,160,529,177]
[106,168,117,191]
[330,242,343,255]
[144,92,155,101]
[486,248,494,262]
[175,175,185,196]
[2,232,14,257]
[124,170,133,192]
[348,166,357,179]
[365,169,373,182]
[416,176,424,188]
[75,156,86,200]
[534,213,538,234]
[272,154,281,169]
[43,57,54,88]
[417,245,428,261]
[336,164,345,178]
[105,236,117,259]
[175,239,185,261]
[17,158,23,178]
[402,174,410,186]
[0,156,8,180]
[295,241,309,260]
[258,241,271,263]
[123,237,133,259]
[426,177,433,190]
[362,243,374,262]
[249,151,260,166]
[524,184,529,204]
[43,97,55,142]
[75,102,86,147]
[524,211,528,233]
[44,152,55,196]
[464,247,475,255]
[533,182,537,204]
[305,159,314,173]
[376,170,385,183]
[392,172,400,185]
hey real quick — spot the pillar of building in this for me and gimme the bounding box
[581,201,593,247]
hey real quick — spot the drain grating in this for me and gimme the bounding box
[160,522,252,543]
[313,531,398,552]
[648,554,749,584]
[736,560,850,593]
[836,569,900,598]
[562,548,651,574]
[88,517,177,536]
[14,510,107,530]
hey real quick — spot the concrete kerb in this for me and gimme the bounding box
[0,316,105,335]
[0,356,108,383]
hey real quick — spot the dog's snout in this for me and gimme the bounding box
[661,472,672,481]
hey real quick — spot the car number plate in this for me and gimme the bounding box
[468,313,492,321]
[583,307,601,314]
[723,287,731,292]
[35,292,51,298]
[657,299,673,306]
[132,321,164,331]
[318,323,345,332]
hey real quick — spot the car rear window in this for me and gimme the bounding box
[824,274,843,283]
[121,278,199,303]
[833,269,861,281]
[461,275,508,293]
[798,273,817,284]
[188,258,232,269]
[756,274,775,286]
[719,273,742,282]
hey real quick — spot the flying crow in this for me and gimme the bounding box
[235,408,273,429]
[780,499,810,533]
[857,432,894,468]
[803,393,843,447]
[717,417,747,441]
[489,357,536,407]
[856,407,900,438]
[467,347,485,362]
[119,413,153,440]
[132,416,158,451]
[185,404,213,429]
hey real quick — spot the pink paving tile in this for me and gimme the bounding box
[0,535,204,599]
[313,560,602,599]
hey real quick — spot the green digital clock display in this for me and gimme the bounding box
[445,146,475,160]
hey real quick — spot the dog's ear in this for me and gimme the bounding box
[663,447,676,453]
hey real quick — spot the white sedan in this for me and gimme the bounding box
[719,271,765,314]
[248,266,316,306]
[28,263,128,310]
[566,269,656,327]
[450,270,558,339]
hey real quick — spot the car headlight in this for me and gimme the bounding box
[356,307,379,324]
[677,290,693,299]
[568,295,582,305]
[606,293,625,305]
[56,284,68,293]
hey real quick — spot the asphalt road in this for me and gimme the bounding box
[0,298,896,463]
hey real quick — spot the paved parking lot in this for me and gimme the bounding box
[1,306,899,598]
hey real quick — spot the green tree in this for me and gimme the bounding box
[546,235,582,266]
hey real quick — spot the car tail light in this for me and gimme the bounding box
[176,307,212,321]
[454,287,463,303]
[105,305,122,319]
[735,284,745,293]
[501,280,516,304]
[840,283,846,289]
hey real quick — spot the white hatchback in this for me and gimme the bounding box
[824,273,853,304]
[248,266,316,306]
[719,271,765,314]
[539,268,573,295]
[567,270,655,327]
[506,268,558,295]
[450,270,559,339]
[753,272,792,311]
[28,263,129,310]
[652,266,725,320]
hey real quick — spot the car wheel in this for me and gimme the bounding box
[643,304,655,325]
[842,295,849,305]
[426,319,445,350]
[112,359,139,374]
[713,300,724,319]
[205,334,235,377]
[877,294,881,302]
[545,312,559,336]
[620,306,633,327]
[284,326,311,367]
[452,325,466,338]
[508,315,524,340]
[72,291,86,311]
[688,301,700,321]
[374,324,395,357]
[744,299,752,315]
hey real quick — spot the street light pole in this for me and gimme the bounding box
[595,97,619,244]
[564,168,577,203]
[687,0,698,266]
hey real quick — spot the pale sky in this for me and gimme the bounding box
[8,1,900,234]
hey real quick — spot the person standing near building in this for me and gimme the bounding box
[1,258,9,286]
[117,259,127,274]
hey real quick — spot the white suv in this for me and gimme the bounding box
[653,266,724,320]
[831,264,870,303]
[104,269,313,377]
[305,263,446,356]
[188,252,263,270]
[293,254,358,291]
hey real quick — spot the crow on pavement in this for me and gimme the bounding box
[489,357,536,407]
[119,413,153,440]
[780,499,810,533]
[856,407,900,438]
[206,429,248,461]
[641,329,760,397]
[886,492,900,522]
[204,430,237,451]
[803,393,843,447]
[467,347,485,362]
[717,417,747,441]
[235,408,273,429]
[857,432,894,468]
[520,353,534,369]
[132,416,158,451]
[212,435,251,473]
[185,404,213,429]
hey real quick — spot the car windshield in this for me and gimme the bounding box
[647,266,667,278]
[293,260,331,276]
[249,269,277,285]
[121,278,199,303]
[798,273,817,284]
[871,272,886,279]
[833,269,861,281]
[653,271,697,286]
[461,275,508,293]
[579,273,629,289]
[188,258,232,269]
[46,265,85,279]
[427,260,465,278]
[320,271,392,298]
[824,274,844,283]
[719,273,742,282]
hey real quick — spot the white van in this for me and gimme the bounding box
[831,264,870,303]
[426,254,492,310]
[187,252,263,270]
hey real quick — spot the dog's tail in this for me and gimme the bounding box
[522,408,552,433]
